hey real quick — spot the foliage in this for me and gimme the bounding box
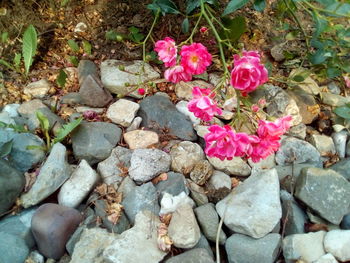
[56,69,68,88]
[0,140,13,159]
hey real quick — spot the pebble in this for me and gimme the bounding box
[309,134,336,156]
[2,103,20,118]
[175,100,201,125]
[23,79,51,99]
[271,43,285,62]
[123,129,159,149]
[216,168,281,238]
[332,130,348,158]
[126,116,142,132]
[58,160,99,208]
[20,143,71,208]
[168,204,201,249]
[190,160,213,185]
[26,250,45,263]
[106,99,140,127]
[206,170,231,203]
[160,192,195,215]
[207,156,251,176]
[324,230,350,262]
[79,74,112,107]
[129,148,171,183]
[225,233,281,263]
[74,22,88,33]
[314,253,339,263]
[187,179,209,206]
[327,82,341,95]
[155,171,189,199]
[166,248,215,263]
[0,232,29,263]
[31,203,83,260]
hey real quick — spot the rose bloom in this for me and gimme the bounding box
[257,115,292,139]
[154,37,177,67]
[164,65,192,83]
[204,125,252,160]
[180,43,212,75]
[188,86,222,122]
[344,76,350,89]
[230,51,268,96]
[249,137,281,163]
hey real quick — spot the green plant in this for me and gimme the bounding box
[0,121,29,133]
[67,39,92,66]
[56,69,68,88]
[0,140,13,159]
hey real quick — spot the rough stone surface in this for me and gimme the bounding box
[123,129,159,149]
[287,123,307,139]
[26,106,64,134]
[206,170,231,203]
[60,92,83,105]
[138,94,197,141]
[17,99,46,118]
[2,103,20,117]
[100,60,160,95]
[168,204,201,249]
[0,232,29,263]
[324,230,350,262]
[0,111,16,125]
[294,167,350,224]
[58,160,99,208]
[23,79,51,98]
[225,233,281,263]
[20,143,71,208]
[129,148,171,183]
[194,203,226,244]
[160,192,195,215]
[309,134,336,156]
[332,130,348,158]
[126,116,142,132]
[193,234,214,259]
[165,248,215,263]
[341,213,350,229]
[71,122,121,165]
[26,250,45,263]
[216,168,282,238]
[31,203,83,260]
[102,210,167,263]
[106,99,140,127]
[79,74,112,107]
[282,231,326,263]
[208,157,251,176]
[313,253,339,263]
[77,60,99,85]
[190,160,213,185]
[328,157,350,180]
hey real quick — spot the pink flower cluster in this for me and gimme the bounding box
[154,37,212,83]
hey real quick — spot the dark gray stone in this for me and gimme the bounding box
[192,234,214,259]
[0,160,25,215]
[0,232,29,263]
[165,248,215,263]
[138,94,197,141]
[225,233,281,263]
[71,122,121,165]
[341,213,350,230]
[155,172,188,200]
[60,93,83,105]
[79,75,112,107]
[329,158,350,180]
[77,60,99,85]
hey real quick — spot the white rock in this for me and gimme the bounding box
[208,156,251,176]
[124,130,159,149]
[160,192,195,215]
[106,99,140,127]
[324,230,350,262]
[207,170,231,191]
[216,168,281,238]
[23,79,51,98]
[313,253,339,263]
[282,231,326,263]
[2,104,20,118]
[332,130,348,158]
[74,22,88,33]
[175,100,200,125]
[126,116,142,132]
[58,160,99,208]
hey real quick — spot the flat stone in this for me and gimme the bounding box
[100,60,160,96]
[24,79,51,98]
[20,143,71,208]
[71,122,121,165]
[106,99,140,127]
[160,192,195,215]
[295,167,350,224]
[190,160,213,185]
[216,168,281,238]
[166,248,215,263]
[175,80,214,101]
[117,176,136,198]
[170,141,205,175]
[206,170,231,203]
[282,231,326,263]
[225,233,281,263]
[321,92,350,106]
[175,100,200,125]
[129,148,171,183]
[75,106,105,114]
[58,160,99,208]
[208,157,251,176]
[0,160,25,214]
[123,130,159,149]
[138,94,197,141]
[309,134,336,156]
[0,232,29,263]
[324,229,350,262]
[31,203,83,260]
[194,203,226,244]
[168,204,201,249]
[103,210,167,263]
[313,253,339,263]
[79,74,112,107]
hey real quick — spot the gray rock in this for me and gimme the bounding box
[168,204,201,249]
[72,122,121,165]
[129,148,171,183]
[106,99,140,127]
[103,210,167,263]
[117,176,136,198]
[0,207,36,248]
[70,227,116,263]
[60,93,83,105]
[328,82,341,95]
[287,123,307,139]
[275,136,321,165]
[160,192,195,215]
[7,133,45,172]
[0,232,29,263]
[271,43,285,62]
[328,158,350,180]
[280,190,307,235]
[309,134,336,156]
[194,203,226,244]
[206,170,231,203]
[2,103,20,118]
[166,248,215,263]
[193,234,214,259]
[324,229,350,262]
[126,116,142,132]
[24,79,51,98]
[332,130,348,158]
[77,60,99,85]
[176,100,201,125]
[17,99,46,118]
[0,160,25,214]
[313,253,339,263]
[0,111,16,125]
[282,231,326,263]
[97,146,133,187]
[138,94,197,141]
[321,92,350,106]
[216,168,281,238]
[100,60,160,96]
[295,167,350,224]
[79,74,112,107]
[190,160,213,185]
[341,213,350,229]
[20,143,71,208]
[187,179,209,206]
[208,157,251,176]
[248,153,276,170]
[225,233,281,263]
[58,160,99,208]
[121,182,159,224]
[155,172,188,199]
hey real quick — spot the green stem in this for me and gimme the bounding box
[301,0,350,18]
[180,13,203,45]
[143,9,160,62]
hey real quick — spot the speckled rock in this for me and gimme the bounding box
[79,74,112,107]
[23,79,51,99]
[160,192,195,215]
[189,160,213,185]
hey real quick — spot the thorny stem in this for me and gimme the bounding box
[143,9,160,62]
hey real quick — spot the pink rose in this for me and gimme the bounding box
[230,51,268,96]
[180,43,212,75]
[154,37,177,67]
[188,86,222,122]
[344,76,350,89]
[164,65,192,83]
[249,137,281,163]
[257,115,292,139]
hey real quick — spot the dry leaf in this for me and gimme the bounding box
[160,213,172,225]
[152,173,168,184]
[157,223,173,252]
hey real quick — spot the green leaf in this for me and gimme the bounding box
[53,117,83,144]
[312,11,328,37]
[194,72,209,81]
[219,16,246,43]
[325,2,350,16]
[222,0,249,16]
[0,59,15,71]
[82,40,92,55]
[292,75,305,82]
[68,39,80,52]
[309,49,328,65]
[13,53,21,69]
[36,111,50,131]
[69,56,79,67]
[186,0,200,14]
[1,32,8,43]
[147,0,180,15]
[0,140,13,158]
[334,105,350,119]
[61,0,70,7]
[182,18,190,33]
[56,69,67,88]
[22,25,38,75]
[326,67,341,78]
[253,0,266,12]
